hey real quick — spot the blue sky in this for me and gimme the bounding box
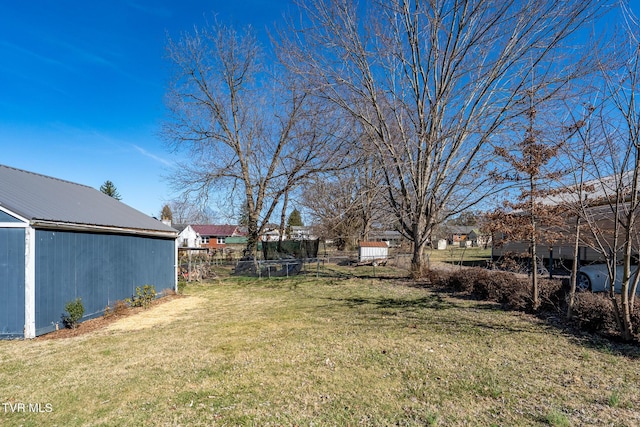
[0,0,291,217]
[1,1,636,220]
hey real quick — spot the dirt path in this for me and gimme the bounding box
[106,296,207,332]
[37,294,208,340]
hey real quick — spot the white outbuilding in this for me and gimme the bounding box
[358,241,389,263]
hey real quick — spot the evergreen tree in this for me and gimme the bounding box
[100,180,121,200]
[287,209,303,227]
[161,204,173,222]
[286,208,303,238]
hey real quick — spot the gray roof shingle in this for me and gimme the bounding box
[0,164,176,237]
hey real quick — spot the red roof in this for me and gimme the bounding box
[191,224,240,237]
[359,241,389,248]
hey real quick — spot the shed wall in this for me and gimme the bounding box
[34,230,175,336]
[0,228,25,338]
[359,246,388,261]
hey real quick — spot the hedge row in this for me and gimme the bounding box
[426,267,640,340]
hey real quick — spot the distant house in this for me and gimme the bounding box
[467,229,492,248]
[0,164,177,339]
[369,229,403,247]
[450,226,475,246]
[191,224,243,253]
[290,225,316,240]
[260,225,281,242]
[174,224,199,248]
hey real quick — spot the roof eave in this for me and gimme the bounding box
[30,220,178,239]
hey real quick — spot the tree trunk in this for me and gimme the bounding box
[410,223,428,278]
[530,178,540,311]
[620,233,634,341]
[245,211,260,259]
[620,161,640,340]
[531,242,539,310]
[278,191,290,252]
[411,242,426,277]
[567,216,581,319]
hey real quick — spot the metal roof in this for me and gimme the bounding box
[539,171,635,206]
[448,225,476,234]
[191,224,241,237]
[359,241,389,248]
[0,164,176,237]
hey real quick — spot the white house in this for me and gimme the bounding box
[174,224,199,248]
[290,225,317,240]
[261,226,281,242]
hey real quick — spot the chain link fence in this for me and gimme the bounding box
[180,246,472,281]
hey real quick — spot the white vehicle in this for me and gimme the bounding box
[577,264,640,294]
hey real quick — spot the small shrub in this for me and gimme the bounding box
[440,267,567,314]
[572,293,616,334]
[62,298,84,329]
[468,268,505,300]
[496,275,531,311]
[439,267,533,311]
[449,269,475,293]
[424,268,450,288]
[127,285,157,309]
[538,278,565,313]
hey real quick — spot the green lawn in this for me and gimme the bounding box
[1,266,639,426]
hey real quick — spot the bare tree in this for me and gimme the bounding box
[167,197,217,224]
[280,0,605,276]
[558,105,597,320]
[571,168,640,341]
[552,2,640,340]
[163,21,349,259]
[574,14,640,339]
[602,4,640,340]
[302,154,392,249]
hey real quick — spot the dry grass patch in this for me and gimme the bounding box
[106,296,206,332]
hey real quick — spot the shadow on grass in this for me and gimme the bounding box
[410,284,640,358]
[442,260,491,268]
[308,268,410,281]
[321,276,640,357]
[570,334,640,358]
[327,291,556,334]
[228,264,640,357]
[338,294,455,312]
